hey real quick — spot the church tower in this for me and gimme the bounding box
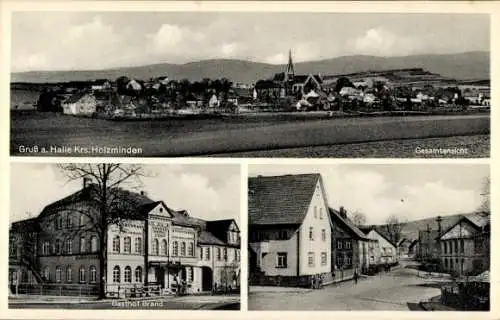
[284,49,295,95]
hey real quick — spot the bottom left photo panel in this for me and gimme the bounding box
[8,162,241,310]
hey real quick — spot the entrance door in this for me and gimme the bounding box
[201,267,213,292]
[157,267,165,288]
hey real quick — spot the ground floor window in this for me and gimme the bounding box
[188,267,194,282]
[66,266,72,283]
[55,266,62,283]
[308,252,315,267]
[124,266,132,282]
[276,252,287,268]
[89,266,97,283]
[135,266,142,283]
[113,266,121,283]
[79,266,86,283]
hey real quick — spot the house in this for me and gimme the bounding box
[328,207,370,280]
[208,94,220,108]
[248,174,333,287]
[62,92,98,116]
[254,80,285,101]
[438,214,490,276]
[8,179,240,296]
[91,80,112,92]
[360,227,398,265]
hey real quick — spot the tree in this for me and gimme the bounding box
[334,77,355,93]
[384,215,406,245]
[56,164,147,299]
[350,211,367,226]
[115,76,130,96]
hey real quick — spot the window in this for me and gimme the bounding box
[345,255,352,266]
[319,207,323,219]
[321,229,326,241]
[173,241,178,256]
[314,206,317,218]
[79,266,86,283]
[55,266,62,283]
[91,236,98,252]
[336,254,344,268]
[113,266,121,283]
[454,240,459,253]
[442,242,446,254]
[199,247,203,259]
[113,236,120,253]
[309,227,314,241]
[135,266,142,283]
[134,237,142,254]
[205,247,210,260]
[444,259,449,269]
[80,237,86,253]
[217,248,221,261]
[152,239,159,255]
[162,239,168,256]
[276,252,287,268]
[43,267,50,281]
[337,240,343,249]
[234,249,238,262]
[67,214,73,228]
[181,242,186,256]
[308,252,315,267]
[188,267,193,282]
[42,241,50,255]
[345,241,351,249]
[278,230,288,240]
[223,248,228,261]
[65,238,73,254]
[89,266,96,283]
[55,239,62,254]
[188,242,194,257]
[321,252,327,265]
[460,239,464,253]
[55,214,62,230]
[124,237,131,253]
[66,266,72,283]
[124,266,132,283]
[79,214,85,226]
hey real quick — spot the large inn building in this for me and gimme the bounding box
[9,179,240,296]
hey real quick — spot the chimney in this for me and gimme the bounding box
[339,206,347,219]
[140,190,147,196]
[436,216,442,235]
[83,177,91,188]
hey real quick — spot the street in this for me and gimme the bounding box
[9,294,240,310]
[249,268,443,310]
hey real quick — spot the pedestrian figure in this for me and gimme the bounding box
[353,269,359,284]
[310,275,315,289]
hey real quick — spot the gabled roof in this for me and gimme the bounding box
[328,208,369,240]
[248,174,320,226]
[360,226,397,247]
[437,213,488,240]
[64,91,92,104]
[206,219,239,233]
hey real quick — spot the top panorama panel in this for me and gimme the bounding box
[10,12,490,158]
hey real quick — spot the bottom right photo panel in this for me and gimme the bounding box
[247,163,490,311]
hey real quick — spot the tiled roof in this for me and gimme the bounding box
[198,230,226,246]
[329,208,369,240]
[63,91,90,104]
[248,174,320,226]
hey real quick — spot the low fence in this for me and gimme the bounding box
[249,272,334,288]
[10,283,99,296]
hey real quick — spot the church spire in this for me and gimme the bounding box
[286,49,295,78]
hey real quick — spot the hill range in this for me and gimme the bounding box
[11,51,489,84]
[372,212,481,243]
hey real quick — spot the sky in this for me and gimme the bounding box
[249,164,489,224]
[10,163,241,224]
[11,12,490,72]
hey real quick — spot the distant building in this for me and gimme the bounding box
[360,227,398,265]
[248,174,332,287]
[62,92,98,116]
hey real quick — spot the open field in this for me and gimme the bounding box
[11,111,490,157]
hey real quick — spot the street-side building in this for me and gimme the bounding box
[8,179,240,296]
[360,227,398,265]
[438,214,490,276]
[328,207,370,280]
[248,174,332,287]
